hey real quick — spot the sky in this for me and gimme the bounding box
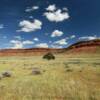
[0,0,100,49]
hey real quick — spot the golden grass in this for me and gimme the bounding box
[0,54,100,100]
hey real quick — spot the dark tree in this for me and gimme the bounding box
[43,52,55,60]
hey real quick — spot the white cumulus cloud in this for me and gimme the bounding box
[51,30,64,37]
[51,38,68,48]
[0,24,4,29]
[14,36,22,40]
[25,6,39,12]
[10,40,23,49]
[79,36,97,40]
[33,37,39,41]
[70,35,76,39]
[44,5,70,22]
[46,4,56,11]
[51,45,63,48]
[35,43,48,48]
[54,39,68,45]
[18,19,42,32]
[63,7,68,11]
[10,40,34,49]
[23,40,34,45]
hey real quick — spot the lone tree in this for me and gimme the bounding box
[43,52,55,60]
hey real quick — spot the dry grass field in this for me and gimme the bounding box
[0,54,100,100]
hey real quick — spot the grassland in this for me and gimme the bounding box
[0,54,100,100]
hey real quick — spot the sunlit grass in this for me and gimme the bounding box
[0,54,100,100]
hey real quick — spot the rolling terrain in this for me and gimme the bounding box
[64,39,100,54]
[0,48,62,56]
[0,39,100,56]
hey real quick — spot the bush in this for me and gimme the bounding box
[0,74,3,80]
[43,52,55,60]
[2,71,12,77]
[31,68,41,75]
[66,69,73,72]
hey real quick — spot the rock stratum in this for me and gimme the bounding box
[0,39,100,56]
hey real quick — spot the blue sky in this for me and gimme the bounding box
[0,0,100,49]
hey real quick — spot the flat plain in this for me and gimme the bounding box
[0,54,100,100]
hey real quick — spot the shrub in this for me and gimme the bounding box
[43,52,55,60]
[0,74,3,80]
[2,71,12,77]
[31,68,41,75]
[66,69,73,72]
[64,63,70,68]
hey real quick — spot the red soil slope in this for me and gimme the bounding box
[0,39,100,56]
[0,48,62,56]
[64,39,100,54]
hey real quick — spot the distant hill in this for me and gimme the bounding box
[0,48,62,56]
[0,39,100,56]
[63,39,100,54]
